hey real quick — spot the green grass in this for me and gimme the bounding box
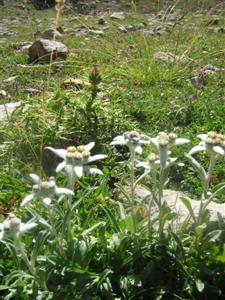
[0,0,225,212]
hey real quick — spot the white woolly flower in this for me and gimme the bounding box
[46,142,107,178]
[110,131,150,155]
[150,132,189,168]
[21,174,74,206]
[188,132,225,156]
[137,153,160,170]
[0,214,37,240]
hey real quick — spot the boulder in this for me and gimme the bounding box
[124,186,225,230]
[28,39,68,63]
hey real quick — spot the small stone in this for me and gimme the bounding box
[153,51,189,63]
[61,78,90,89]
[42,28,63,40]
[110,12,125,20]
[28,39,68,63]
[0,102,21,123]
[88,29,104,36]
[118,25,127,33]
[98,17,106,25]
[3,76,19,84]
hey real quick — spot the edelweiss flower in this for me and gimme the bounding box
[21,174,74,206]
[188,132,225,156]
[110,131,150,154]
[0,214,37,240]
[46,142,107,178]
[137,153,160,170]
[150,132,189,168]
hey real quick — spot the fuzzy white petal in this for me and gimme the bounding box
[113,135,125,141]
[110,137,126,146]
[29,174,40,184]
[139,139,150,145]
[150,137,159,148]
[21,194,34,207]
[88,154,107,163]
[45,147,67,160]
[42,198,52,206]
[174,138,190,145]
[213,146,225,156]
[134,145,143,155]
[56,188,74,196]
[197,134,208,140]
[56,161,66,173]
[65,165,74,188]
[20,222,37,234]
[188,145,206,156]
[74,166,84,178]
[89,168,103,175]
[136,162,150,169]
[85,142,95,151]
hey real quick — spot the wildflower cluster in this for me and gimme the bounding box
[110,130,149,154]
[189,131,225,156]
[47,142,107,178]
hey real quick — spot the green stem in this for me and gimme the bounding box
[14,236,35,276]
[48,206,65,257]
[158,167,165,239]
[203,153,216,199]
[130,148,137,233]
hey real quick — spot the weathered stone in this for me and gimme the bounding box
[3,76,19,84]
[42,28,63,40]
[61,78,90,89]
[28,39,68,63]
[0,102,21,123]
[122,185,225,230]
[88,29,104,36]
[98,17,106,25]
[110,12,125,20]
[153,51,189,63]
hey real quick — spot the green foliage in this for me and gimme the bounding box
[0,1,225,299]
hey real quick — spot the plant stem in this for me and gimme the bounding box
[203,153,216,199]
[48,206,65,257]
[14,236,35,276]
[130,148,137,233]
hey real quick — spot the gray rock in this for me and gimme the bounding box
[88,29,104,36]
[42,28,63,40]
[28,39,68,63]
[153,51,189,63]
[0,102,21,123]
[123,185,225,230]
[110,12,125,20]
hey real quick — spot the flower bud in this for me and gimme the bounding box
[67,146,76,153]
[82,150,90,159]
[148,153,159,163]
[77,145,85,152]
[74,151,83,161]
[168,132,177,141]
[207,131,217,139]
[158,138,169,148]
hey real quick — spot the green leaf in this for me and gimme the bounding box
[180,196,196,222]
[204,230,222,243]
[100,205,121,232]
